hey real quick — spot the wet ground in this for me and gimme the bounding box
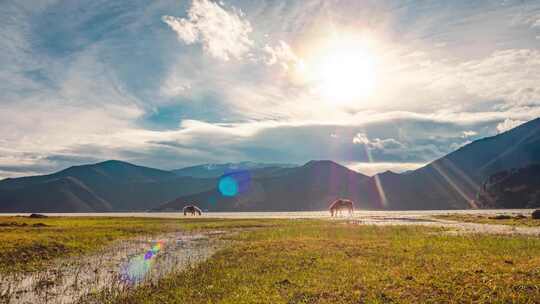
[348,213,540,236]
[0,231,226,304]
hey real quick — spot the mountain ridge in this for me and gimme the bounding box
[172,161,297,178]
[1,117,540,212]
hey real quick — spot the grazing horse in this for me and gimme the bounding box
[329,199,354,217]
[183,205,202,216]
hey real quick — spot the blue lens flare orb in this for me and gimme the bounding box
[218,170,251,197]
[218,176,239,196]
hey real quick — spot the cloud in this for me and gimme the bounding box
[352,133,370,145]
[455,49,540,106]
[263,40,301,70]
[461,130,477,138]
[0,108,534,179]
[496,118,525,133]
[383,48,540,113]
[347,162,424,176]
[353,133,405,151]
[3,0,540,180]
[514,12,540,29]
[162,0,253,61]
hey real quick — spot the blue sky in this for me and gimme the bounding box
[1,0,540,178]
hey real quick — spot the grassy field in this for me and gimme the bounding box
[0,216,280,274]
[435,214,540,227]
[3,216,540,303]
[113,220,540,304]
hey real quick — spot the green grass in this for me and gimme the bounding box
[4,217,540,302]
[115,221,540,304]
[0,216,281,274]
[435,214,540,227]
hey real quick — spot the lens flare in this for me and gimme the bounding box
[218,170,251,197]
[121,240,165,284]
[218,176,239,196]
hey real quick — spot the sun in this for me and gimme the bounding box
[303,36,378,105]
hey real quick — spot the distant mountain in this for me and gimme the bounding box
[172,162,297,178]
[160,117,540,211]
[0,160,216,212]
[477,164,540,208]
[0,160,176,191]
[384,117,540,209]
[156,160,376,211]
[0,177,111,212]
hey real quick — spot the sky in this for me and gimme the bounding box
[1,0,540,178]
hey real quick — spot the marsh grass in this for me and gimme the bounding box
[116,221,540,303]
[0,216,282,274]
[435,214,540,228]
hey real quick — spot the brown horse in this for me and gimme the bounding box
[183,205,202,216]
[329,199,354,217]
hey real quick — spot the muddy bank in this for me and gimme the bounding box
[0,231,226,304]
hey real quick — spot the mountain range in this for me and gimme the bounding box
[1,117,539,212]
[172,162,297,178]
[0,161,216,212]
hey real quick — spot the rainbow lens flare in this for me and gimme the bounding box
[121,240,165,284]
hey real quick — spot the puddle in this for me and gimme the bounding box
[0,231,226,304]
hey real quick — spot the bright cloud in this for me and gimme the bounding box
[455,49,540,106]
[162,0,253,61]
[353,133,404,150]
[2,0,540,178]
[347,162,424,176]
[263,41,301,70]
[496,118,525,133]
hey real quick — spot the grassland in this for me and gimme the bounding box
[114,220,540,304]
[0,216,280,274]
[3,216,540,303]
[435,214,540,227]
